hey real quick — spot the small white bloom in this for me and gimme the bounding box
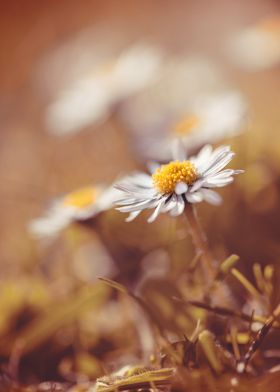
[171,91,247,146]
[45,43,163,135]
[227,16,280,70]
[29,185,118,238]
[120,57,247,160]
[115,141,243,223]
[132,91,247,161]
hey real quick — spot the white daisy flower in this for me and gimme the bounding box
[115,141,243,223]
[120,57,247,160]
[29,185,118,238]
[128,90,247,161]
[227,16,280,70]
[45,43,163,135]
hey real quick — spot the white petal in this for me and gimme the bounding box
[170,195,185,216]
[197,144,213,161]
[95,186,119,211]
[210,145,231,160]
[204,176,234,187]
[117,198,158,213]
[206,169,235,180]
[186,191,203,203]
[116,197,140,205]
[175,182,188,195]
[190,179,205,193]
[202,151,235,176]
[115,184,155,197]
[204,168,243,183]
[126,210,142,222]
[116,197,152,206]
[191,144,213,170]
[161,195,177,212]
[234,169,244,175]
[200,189,222,205]
[172,139,187,161]
[147,197,167,223]
[200,146,231,174]
[202,168,243,188]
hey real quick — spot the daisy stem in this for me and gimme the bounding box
[184,204,216,282]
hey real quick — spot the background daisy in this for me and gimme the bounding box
[120,56,247,161]
[43,40,163,135]
[227,16,280,70]
[29,185,118,237]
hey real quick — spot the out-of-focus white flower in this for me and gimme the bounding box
[120,57,247,160]
[45,43,163,135]
[228,16,280,70]
[115,140,243,223]
[127,91,247,161]
[172,91,246,143]
[29,185,118,238]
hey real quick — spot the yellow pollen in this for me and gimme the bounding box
[173,114,200,136]
[152,160,198,194]
[63,187,97,209]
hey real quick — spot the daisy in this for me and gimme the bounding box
[29,185,118,238]
[127,90,247,161]
[115,141,243,223]
[120,56,247,160]
[227,16,280,70]
[44,43,163,135]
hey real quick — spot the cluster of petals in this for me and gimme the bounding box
[115,141,243,222]
[228,16,280,70]
[45,44,163,135]
[29,186,118,238]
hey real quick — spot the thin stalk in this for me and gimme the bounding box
[231,268,262,299]
[184,204,216,282]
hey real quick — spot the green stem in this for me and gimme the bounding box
[184,204,216,282]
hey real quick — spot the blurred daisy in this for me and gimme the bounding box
[120,57,247,160]
[128,91,247,161]
[228,16,280,70]
[115,141,243,222]
[45,43,163,135]
[29,185,118,237]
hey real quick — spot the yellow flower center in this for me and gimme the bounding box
[62,187,98,209]
[173,114,200,136]
[152,161,198,194]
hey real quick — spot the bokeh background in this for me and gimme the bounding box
[0,0,280,389]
